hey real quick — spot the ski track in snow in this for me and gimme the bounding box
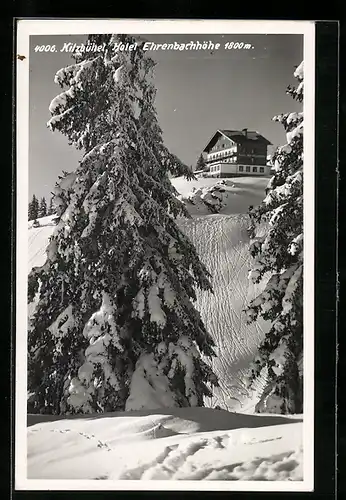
[178,214,269,412]
[118,436,303,481]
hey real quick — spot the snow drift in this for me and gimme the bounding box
[27,407,303,481]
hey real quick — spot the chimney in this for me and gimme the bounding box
[242,128,248,137]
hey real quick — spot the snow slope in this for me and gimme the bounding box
[28,215,57,271]
[27,407,303,482]
[179,214,268,412]
[171,176,270,411]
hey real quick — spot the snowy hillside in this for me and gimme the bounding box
[172,175,270,411]
[27,407,303,482]
[28,215,57,270]
[179,214,268,412]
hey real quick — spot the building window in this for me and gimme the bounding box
[239,166,244,172]
[253,167,258,173]
[260,167,264,173]
[246,166,250,172]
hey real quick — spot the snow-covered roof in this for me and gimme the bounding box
[203,129,272,152]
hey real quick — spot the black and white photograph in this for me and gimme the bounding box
[16,19,315,491]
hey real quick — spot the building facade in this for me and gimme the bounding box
[202,129,272,177]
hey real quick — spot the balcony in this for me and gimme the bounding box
[206,152,237,164]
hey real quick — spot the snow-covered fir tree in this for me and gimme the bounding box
[38,197,48,218]
[196,153,207,172]
[28,34,218,415]
[245,61,304,414]
[28,194,39,221]
[47,196,55,216]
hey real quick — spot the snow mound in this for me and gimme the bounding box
[172,176,269,216]
[28,214,57,229]
[27,407,303,481]
[177,184,228,214]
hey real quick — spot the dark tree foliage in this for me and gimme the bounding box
[28,34,218,416]
[245,62,304,414]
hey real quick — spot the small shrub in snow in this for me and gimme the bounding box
[180,184,228,214]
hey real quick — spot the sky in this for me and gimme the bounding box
[28,33,303,200]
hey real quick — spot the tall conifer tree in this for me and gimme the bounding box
[28,194,39,221]
[28,35,218,415]
[38,197,48,218]
[196,154,206,172]
[245,62,304,414]
[47,196,55,216]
